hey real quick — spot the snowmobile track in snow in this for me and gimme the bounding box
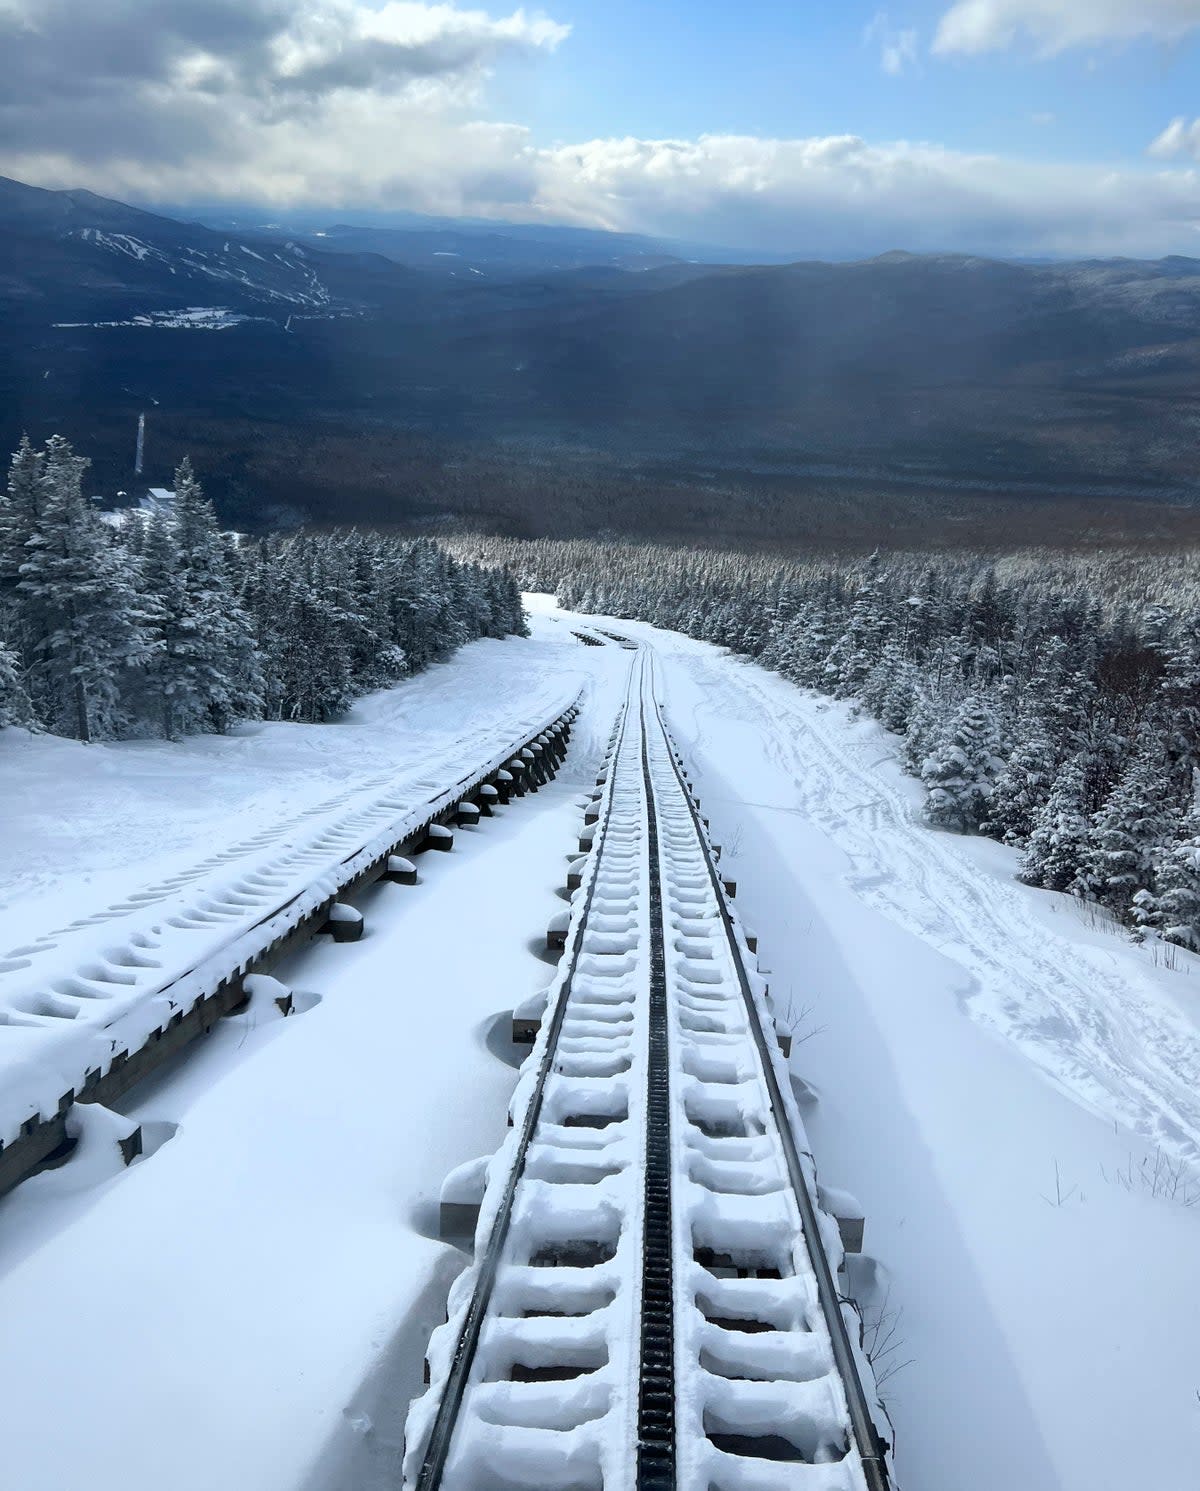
[405,649,893,1491]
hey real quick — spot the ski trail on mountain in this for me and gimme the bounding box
[676,649,1200,1166]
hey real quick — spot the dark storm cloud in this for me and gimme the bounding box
[0,0,567,161]
[276,33,511,96]
[0,0,287,103]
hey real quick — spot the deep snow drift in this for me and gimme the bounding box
[0,602,1196,1490]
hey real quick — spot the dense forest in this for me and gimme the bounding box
[0,437,526,742]
[458,534,1200,955]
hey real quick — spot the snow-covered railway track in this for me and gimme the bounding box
[405,652,893,1491]
[0,695,580,1203]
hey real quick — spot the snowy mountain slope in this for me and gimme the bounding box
[561,604,1200,1491]
[0,623,625,1491]
[0,639,584,1146]
[0,762,603,1491]
[0,173,332,316]
[0,609,1197,1490]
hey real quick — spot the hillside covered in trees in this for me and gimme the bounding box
[0,438,526,742]
[459,534,1200,956]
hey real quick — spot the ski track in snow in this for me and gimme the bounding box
[673,649,1200,1169]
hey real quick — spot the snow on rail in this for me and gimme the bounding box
[405,651,893,1491]
[0,687,580,1152]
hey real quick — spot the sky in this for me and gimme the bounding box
[5,0,1200,257]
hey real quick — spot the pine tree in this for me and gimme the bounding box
[0,436,44,599]
[16,437,149,741]
[824,554,892,697]
[1135,806,1200,950]
[169,458,262,732]
[921,691,1002,831]
[0,633,29,728]
[859,638,918,733]
[1076,734,1181,915]
[1022,755,1093,893]
[139,510,191,738]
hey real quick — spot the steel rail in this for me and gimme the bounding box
[643,653,893,1491]
[410,658,641,1491]
[634,670,677,1491]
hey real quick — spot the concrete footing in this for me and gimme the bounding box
[321,902,364,942]
[384,855,417,885]
[423,823,454,853]
[440,1156,489,1241]
[546,910,571,952]
[819,1185,866,1255]
[512,990,549,1044]
[118,1126,143,1166]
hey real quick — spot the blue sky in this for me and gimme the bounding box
[4,0,1200,257]
[498,0,1193,163]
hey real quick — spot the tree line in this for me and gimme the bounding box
[456,533,1200,956]
[0,436,526,742]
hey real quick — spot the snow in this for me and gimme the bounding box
[52,307,250,330]
[0,638,583,1146]
[405,659,879,1489]
[0,601,1197,1489]
[535,603,1200,1491]
[0,779,593,1491]
[71,229,165,264]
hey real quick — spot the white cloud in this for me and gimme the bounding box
[5,2,1200,259]
[530,134,1200,257]
[12,118,1200,259]
[864,12,920,74]
[0,0,568,169]
[933,0,1200,56]
[1149,116,1200,158]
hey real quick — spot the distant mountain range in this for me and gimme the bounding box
[3,172,1200,544]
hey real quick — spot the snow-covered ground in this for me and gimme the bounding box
[53,307,252,329]
[0,638,583,1147]
[557,603,1200,1491]
[0,601,1197,1490]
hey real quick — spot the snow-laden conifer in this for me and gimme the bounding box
[921,691,1003,831]
[16,437,150,741]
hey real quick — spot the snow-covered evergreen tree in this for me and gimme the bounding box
[170,458,263,732]
[0,633,29,728]
[1022,755,1094,893]
[0,436,526,741]
[1076,734,1181,915]
[1135,804,1200,950]
[921,691,1003,832]
[16,437,150,741]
